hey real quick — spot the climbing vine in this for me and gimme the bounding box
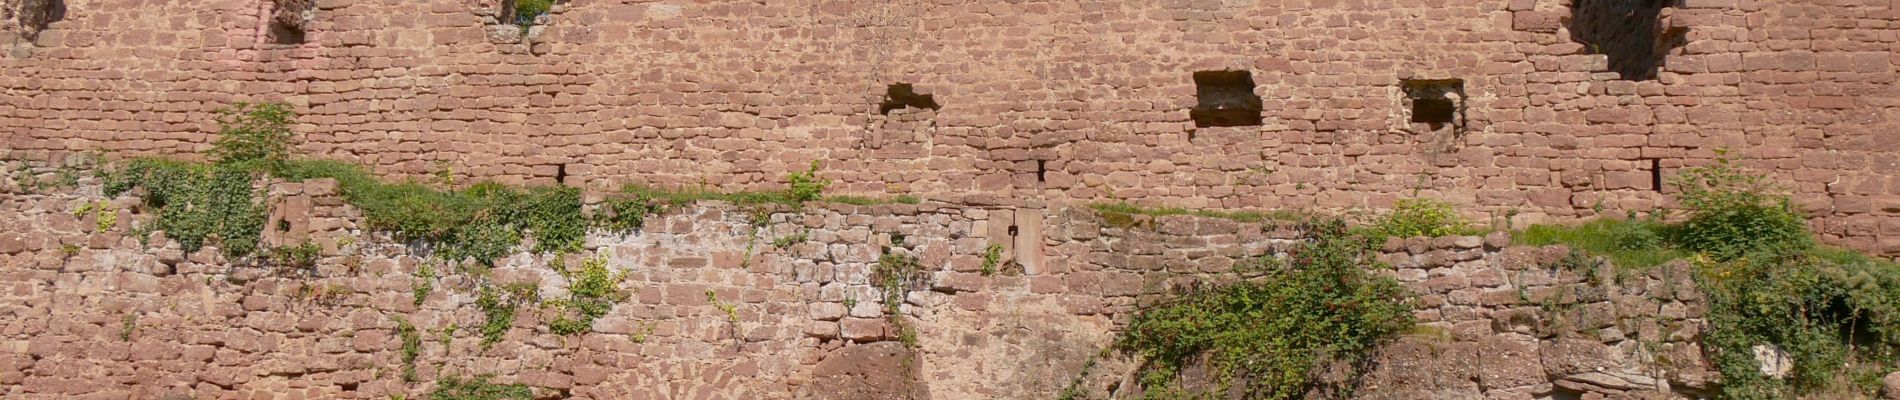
[547,255,629,335]
[1118,219,1413,399]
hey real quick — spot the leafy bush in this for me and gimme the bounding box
[1695,249,1900,398]
[106,158,267,258]
[1670,153,1811,260]
[1119,219,1413,399]
[1516,152,1900,399]
[278,160,587,264]
[209,102,297,171]
[785,160,831,203]
[1365,198,1474,240]
[430,375,534,400]
[512,0,553,27]
[548,255,628,335]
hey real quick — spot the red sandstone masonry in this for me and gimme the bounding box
[0,172,1720,399]
[3,0,1898,254]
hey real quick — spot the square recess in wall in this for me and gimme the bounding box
[12,0,65,43]
[879,83,940,115]
[1190,71,1263,128]
[1402,79,1464,132]
[266,0,313,45]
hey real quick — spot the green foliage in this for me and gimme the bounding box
[1518,153,1899,399]
[105,158,267,258]
[1514,217,1687,270]
[413,262,436,306]
[770,231,808,250]
[74,200,115,231]
[874,248,928,347]
[475,284,533,349]
[394,316,422,382]
[980,243,1004,276]
[1364,198,1476,241]
[210,102,297,171]
[548,255,629,335]
[595,193,661,234]
[119,313,137,341]
[1669,153,1811,260]
[268,241,320,269]
[1118,219,1413,399]
[786,161,831,203]
[512,0,553,27]
[1694,248,1900,399]
[278,160,588,265]
[430,375,534,400]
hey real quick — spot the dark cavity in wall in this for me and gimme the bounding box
[1401,79,1465,132]
[14,0,66,41]
[1648,158,1662,192]
[878,84,939,115]
[1568,0,1686,81]
[1035,160,1047,184]
[1190,71,1263,128]
[267,0,312,45]
[555,163,568,185]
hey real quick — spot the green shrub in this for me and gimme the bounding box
[475,284,534,348]
[1366,198,1474,240]
[548,255,628,335]
[278,160,588,264]
[595,193,660,234]
[105,159,267,258]
[1670,153,1811,260]
[1119,219,1413,399]
[512,0,553,27]
[1695,248,1900,399]
[785,161,831,203]
[430,375,534,400]
[210,102,297,171]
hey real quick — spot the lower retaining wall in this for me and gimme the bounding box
[0,177,1715,399]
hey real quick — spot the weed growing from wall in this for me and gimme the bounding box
[980,243,1004,276]
[547,255,629,335]
[706,290,742,343]
[873,243,929,347]
[267,240,320,270]
[1118,219,1413,399]
[476,283,536,349]
[394,316,423,382]
[511,0,553,28]
[413,262,436,306]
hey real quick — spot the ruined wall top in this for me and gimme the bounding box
[2,0,1898,252]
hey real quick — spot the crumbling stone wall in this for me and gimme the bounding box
[0,0,1897,255]
[0,174,1742,399]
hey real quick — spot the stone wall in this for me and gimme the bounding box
[1,0,1898,254]
[0,172,1737,399]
